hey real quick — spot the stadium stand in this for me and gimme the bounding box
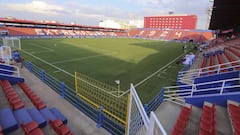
[128,28,213,43]
[0,63,76,135]
[171,104,192,135]
[228,100,240,135]
[18,82,47,110]
[0,80,25,110]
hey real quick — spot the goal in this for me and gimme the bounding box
[2,37,21,50]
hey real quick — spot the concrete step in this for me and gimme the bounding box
[185,106,202,135]
[215,105,233,135]
[154,101,182,134]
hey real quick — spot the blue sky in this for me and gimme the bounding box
[0,0,213,29]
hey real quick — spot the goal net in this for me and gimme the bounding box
[2,37,21,50]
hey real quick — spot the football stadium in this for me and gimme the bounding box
[0,0,240,135]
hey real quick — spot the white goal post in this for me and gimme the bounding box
[2,37,21,50]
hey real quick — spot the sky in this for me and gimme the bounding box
[0,0,213,29]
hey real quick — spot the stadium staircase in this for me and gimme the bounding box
[0,64,73,135]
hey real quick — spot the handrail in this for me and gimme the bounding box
[165,77,240,103]
[0,63,20,77]
[147,112,167,135]
[179,59,240,75]
[178,60,240,83]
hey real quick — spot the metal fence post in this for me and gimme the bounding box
[41,69,45,81]
[160,87,165,103]
[61,82,65,98]
[97,106,104,128]
[28,62,32,72]
[144,104,148,113]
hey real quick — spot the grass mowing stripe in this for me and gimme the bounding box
[21,49,74,77]
[29,43,54,51]
[51,52,117,64]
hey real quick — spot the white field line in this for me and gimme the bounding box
[119,52,186,97]
[134,53,185,88]
[51,52,117,64]
[21,49,74,77]
[53,70,61,73]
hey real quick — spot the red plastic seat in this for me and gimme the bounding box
[56,125,71,135]
[36,102,46,110]
[21,121,39,133]
[6,91,17,98]
[7,94,19,101]
[12,101,24,110]
[50,119,63,131]
[27,128,44,135]
[50,119,73,135]
[21,121,44,135]
[9,97,22,104]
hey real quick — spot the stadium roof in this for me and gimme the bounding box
[209,0,240,30]
[0,17,125,32]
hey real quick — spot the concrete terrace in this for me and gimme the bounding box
[0,67,111,135]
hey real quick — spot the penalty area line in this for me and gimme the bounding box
[134,52,186,88]
[53,70,61,73]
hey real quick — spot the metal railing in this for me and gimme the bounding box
[164,77,240,105]
[126,84,167,135]
[0,63,20,77]
[178,60,240,84]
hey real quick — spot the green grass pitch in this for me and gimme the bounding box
[20,38,190,103]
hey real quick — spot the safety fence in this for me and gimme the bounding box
[24,61,125,135]
[75,72,128,126]
[126,84,167,135]
[164,77,240,105]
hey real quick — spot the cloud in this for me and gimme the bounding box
[6,1,64,15]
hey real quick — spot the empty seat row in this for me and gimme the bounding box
[226,47,240,58]
[0,80,24,110]
[21,121,44,135]
[199,102,216,135]
[50,119,73,135]
[171,104,192,135]
[18,82,46,110]
[227,100,240,135]
[201,57,207,69]
[216,54,228,73]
